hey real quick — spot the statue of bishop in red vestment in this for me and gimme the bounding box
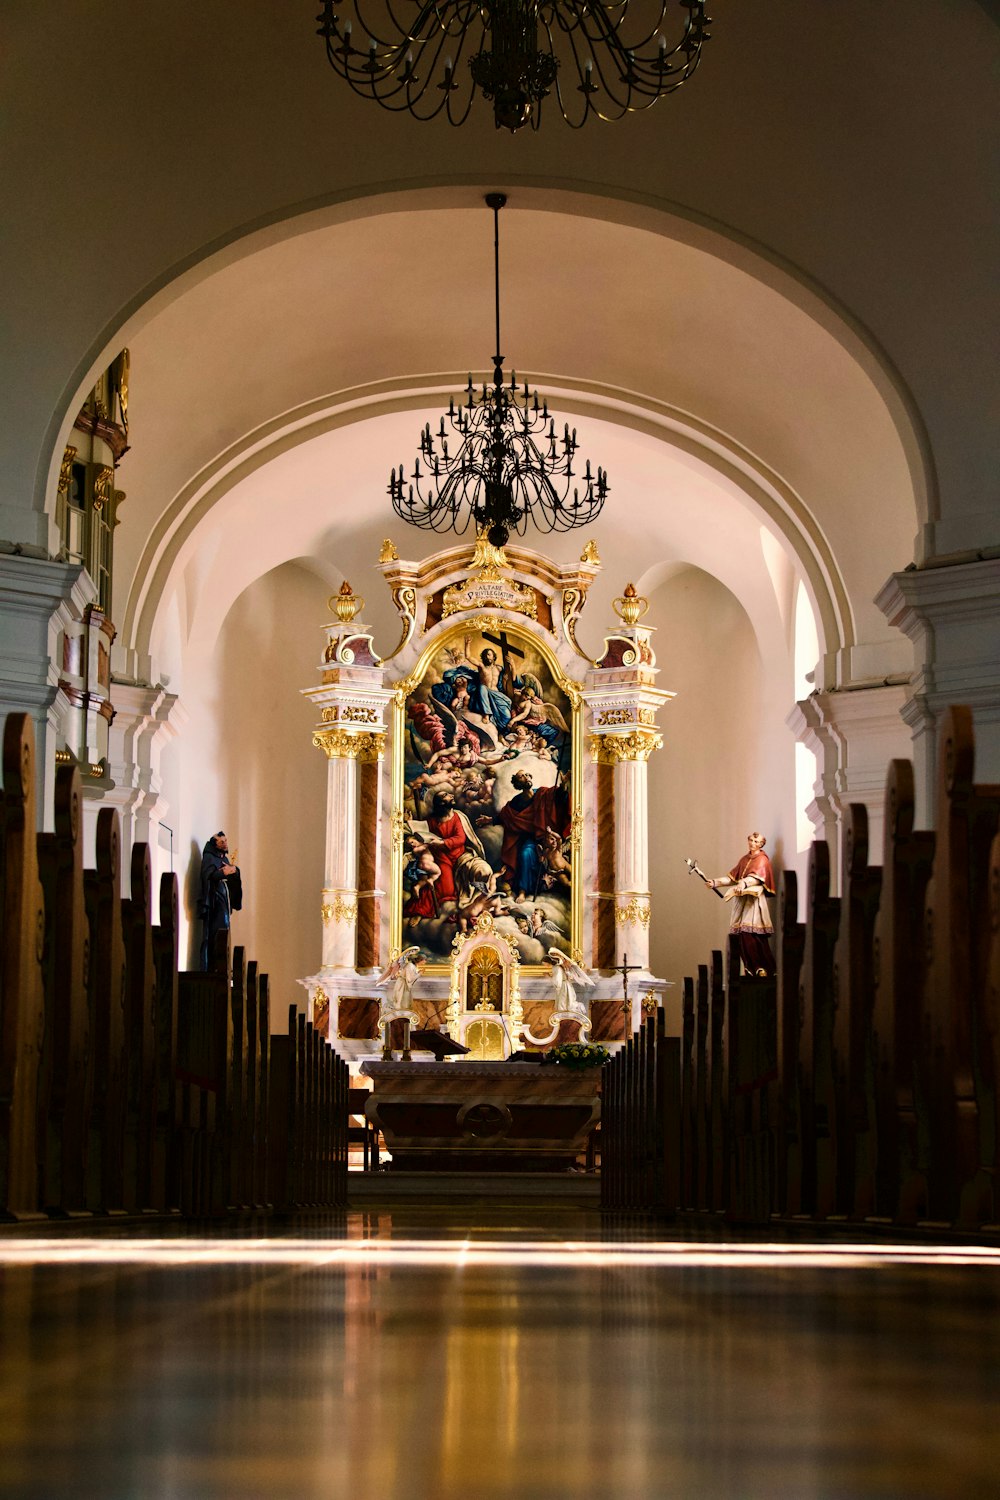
[709,832,776,977]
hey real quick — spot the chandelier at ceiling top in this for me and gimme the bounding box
[388,193,608,549]
[316,0,711,133]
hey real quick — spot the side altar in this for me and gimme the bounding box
[299,533,674,1061]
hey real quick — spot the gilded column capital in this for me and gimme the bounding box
[312,727,385,761]
[589,729,663,763]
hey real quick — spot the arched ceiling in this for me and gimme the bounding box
[116,199,915,684]
[1,0,996,570]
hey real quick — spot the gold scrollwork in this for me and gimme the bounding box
[322,893,358,925]
[596,708,633,727]
[312,728,385,761]
[58,446,77,495]
[580,540,600,565]
[615,898,651,928]
[390,808,409,851]
[589,731,663,763]
[92,467,113,513]
[569,809,584,853]
[379,538,399,563]
[390,672,422,709]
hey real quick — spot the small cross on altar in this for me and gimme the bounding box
[611,952,643,1039]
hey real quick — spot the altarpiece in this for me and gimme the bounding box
[300,535,673,1059]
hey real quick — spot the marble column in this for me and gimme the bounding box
[611,740,657,973]
[320,742,360,970]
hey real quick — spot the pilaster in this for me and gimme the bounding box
[877,556,1000,822]
[93,679,185,891]
[788,681,911,880]
[0,554,96,827]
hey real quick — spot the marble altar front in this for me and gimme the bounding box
[360,1061,601,1172]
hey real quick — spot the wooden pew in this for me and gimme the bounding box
[725,961,777,1224]
[796,841,840,1219]
[0,714,47,1221]
[709,950,727,1212]
[35,763,91,1216]
[680,976,695,1210]
[870,759,934,1224]
[151,873,181,1214]
[176,930,232,1214]
[830,805,882,1220]
[122,842,157,1213]
[227,948,249,1210]
[694,964,710,1211]
[245,961,262,1209]
[774,871,805,1219]
[265,1006,297,1212]
[84,807,128,1215]
[918,706,1000,1227]
[256,974,271,1208]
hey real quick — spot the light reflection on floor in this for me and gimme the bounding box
[1,1237,999,1268]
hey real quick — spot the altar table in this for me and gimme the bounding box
[360,1061,601,1172]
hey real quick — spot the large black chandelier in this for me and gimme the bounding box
[388,194,608,549]
[316,0,710,134]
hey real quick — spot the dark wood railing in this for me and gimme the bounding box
[0,713,347,1223]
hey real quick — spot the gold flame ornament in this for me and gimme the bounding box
[612,582,649,627]
[330,581,364,623]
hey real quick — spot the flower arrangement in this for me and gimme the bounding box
[547,1043,610,1069]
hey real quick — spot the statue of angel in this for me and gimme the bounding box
[549,949,594,1017]
[375,946,423,1017]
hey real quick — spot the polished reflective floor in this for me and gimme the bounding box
[1,1208,998,1499]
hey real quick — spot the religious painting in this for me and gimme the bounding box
[394,624,577,968]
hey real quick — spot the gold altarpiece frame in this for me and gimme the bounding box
[389,618,584,974]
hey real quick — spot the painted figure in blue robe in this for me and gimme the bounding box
[432,647,517,734]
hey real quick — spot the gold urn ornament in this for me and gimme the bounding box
[612,582,649,627]
[331,581,364,623]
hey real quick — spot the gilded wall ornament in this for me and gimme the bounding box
[379,538,399,563]
[615,897,651,928]
[92,467,113,513]
[322,893,358,924]
[580,539,601,565]
[58,446,77,495]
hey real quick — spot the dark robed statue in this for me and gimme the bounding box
[198,830,242,970]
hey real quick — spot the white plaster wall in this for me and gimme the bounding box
[160,561,328,1020]
[646,567,796,1008]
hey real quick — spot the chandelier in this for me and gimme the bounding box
[388,194,608,549]
[316,1,711,133]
